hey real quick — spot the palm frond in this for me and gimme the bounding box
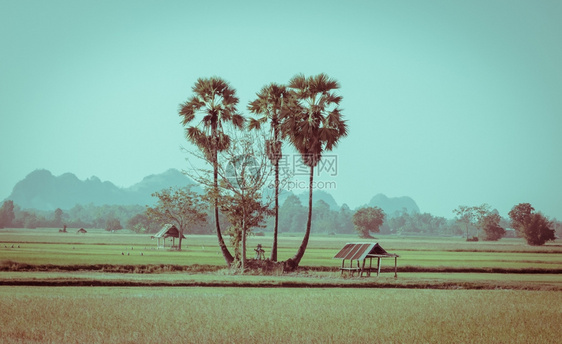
[230,113,245,129]
[247,117,267,131]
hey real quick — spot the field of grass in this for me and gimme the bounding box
[1,228,561,343]
[1,286,560,343]
[1,228,561,270]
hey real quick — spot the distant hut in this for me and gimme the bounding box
[334,242,399,277]
[77,228,87,234]
[152,224,185,249]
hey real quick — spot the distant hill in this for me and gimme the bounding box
[367,193,420,216]
[297,190,339,210]
[5,169,422,216]
[5,169,197,211]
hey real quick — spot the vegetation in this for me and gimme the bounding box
[2,199,560,242]
[282,73,348,270]
[0,200,15,228]
[453,204,506,241]
[216,135,274,269]
[509,203,556,246]
[479,212,505,241]
[146,186,207,250]
[352,206,385,238]
[179,77,245,265]
[104,217,122,232]
[1,287,561,343]
[248,83,291,261]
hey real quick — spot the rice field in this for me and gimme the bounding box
[1,228,561,343]
[1,287,560,344]
[1,228,561,270]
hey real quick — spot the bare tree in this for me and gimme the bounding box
[184,131,274,270]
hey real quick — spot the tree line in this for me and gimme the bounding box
[1,197,559,247]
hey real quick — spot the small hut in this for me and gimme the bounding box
[152,224,185,249]
[76,228,87,234]
[334,242,399,277]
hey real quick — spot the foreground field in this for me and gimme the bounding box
[1,287,560,344]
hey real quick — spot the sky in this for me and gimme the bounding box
[1,0,561,220]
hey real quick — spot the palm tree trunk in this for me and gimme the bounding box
[271,156,279,261]
[213,144,234,265]
[242,203,247,271]
[291,165,314,267]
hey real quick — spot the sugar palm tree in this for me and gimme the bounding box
[179,77,244,265]
[283,73,348,269]
[247,83,291,261]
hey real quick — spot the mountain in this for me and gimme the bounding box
[367,193,420,216]
[5,169,197,211]
[125,169,201,204]
[5,169,422,216]
[296,190,339,210]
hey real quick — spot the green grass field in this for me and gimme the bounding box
[1,228,561,270]
[1,228,561,343]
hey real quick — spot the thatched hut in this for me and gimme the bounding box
[334,242,399,277]
[152,224,185,249]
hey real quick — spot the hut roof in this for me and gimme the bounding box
[153,224,185,239]
[334,242,398,261]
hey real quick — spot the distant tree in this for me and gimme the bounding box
[353,206,386,239]
[454,204,505,241]
[509,203,555,246]
[453,205,477,239]
[20,211,40,229]
[336,203,354,234]
[147,186,207,251]
[311,200,337,234]
[127,213,157,233]
[0,200,15,228]
[105,217,122,231]
[553,219,562,239]
[54,208,63,227]
[508,203,534,228]
[277,195,307,233]
[479,213,505,241]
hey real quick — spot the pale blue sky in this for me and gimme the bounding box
[1,0,561,219]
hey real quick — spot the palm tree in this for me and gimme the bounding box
[179,77,244,265]
[283,73,348,270]
[247,83,291,261]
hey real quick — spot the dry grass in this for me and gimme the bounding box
[0,287,560,343]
